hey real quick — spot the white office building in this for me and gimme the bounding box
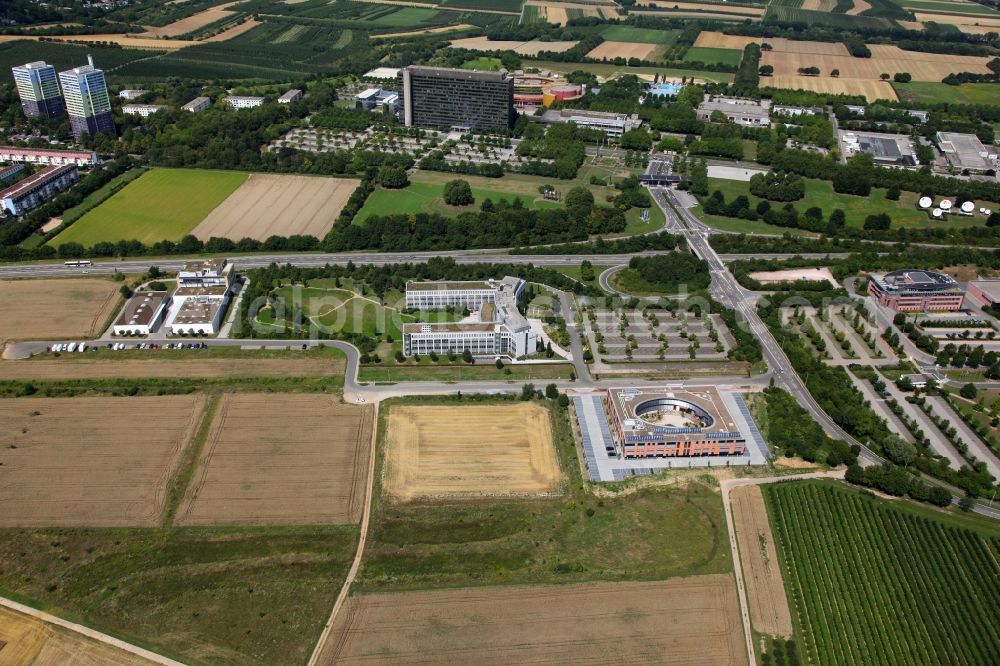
[224,96,264,110]
[182,96,211,113]
[403,276,538,358]
[165,258,236,335]
[118,89,147,100]
[122,104,168,117]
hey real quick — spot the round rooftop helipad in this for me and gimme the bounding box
[633,397,714,429]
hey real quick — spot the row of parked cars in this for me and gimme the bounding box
[50,342,210,353]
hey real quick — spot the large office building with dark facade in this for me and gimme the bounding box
[398,66,513,132]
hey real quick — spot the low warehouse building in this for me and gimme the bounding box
[112,291,170,335]
[966,279,1000,307]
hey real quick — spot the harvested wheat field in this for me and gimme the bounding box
[848,0,871,14]
[383,403,561,502]
[694,32,758,50]
[762,45,993,81]
[917,12,1000,26]
[0,278,118,347]
[202,18,261,42]
[191,173,360,241]
[587,41,662,61]
[177,395,372,525]
[0,606,153,666]
[142,1,238,37]
[0,357,345,380]
[767,76,898,102]
[0,34,196,50]
[731,485,793,637]
[449,36,578,55]
[0,395,205,527]
[320,576,747,665]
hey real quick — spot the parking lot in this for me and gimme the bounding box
[587,307,733,363]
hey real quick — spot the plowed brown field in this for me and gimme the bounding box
[0,278,118,346]
[0,606,152,665]
[177,395,372,525]
[0,395,205,527]
[731,485,793,637]
[319,576,747,665]
[191,173,359,241]
[383,403,561,502]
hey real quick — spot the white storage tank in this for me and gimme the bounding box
[918,196,933,209]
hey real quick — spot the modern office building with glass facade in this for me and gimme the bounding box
[11,61,64,118]
[398,65,513,131]
[58,58,115,140]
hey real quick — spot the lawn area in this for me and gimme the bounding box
[525,59,734,83]
[0,526,357,665]
[683,46,742,67]
[703,176,992,229]
[893,81,1000,105]
[355,172,562,221]
[358,362,575,382]
[50,168,247,247]
[599,25,681,44]
[263,284,462,340]
[355,396,731,592]
[765,480,1000,666]
[461,56,502,70]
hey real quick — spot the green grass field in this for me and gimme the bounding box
[683,46,742,67]
[355,175,560,221]
[702,176,993,229]
[356,396,731,592]
[893,81,1000,105]
[765,480,1000,666]
[461,56,502,70]
[365,7,441,26]
[51,168,247,247]
[599,26,682,45]
[0,525,357,664]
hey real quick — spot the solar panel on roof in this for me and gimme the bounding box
[908,271,932,284]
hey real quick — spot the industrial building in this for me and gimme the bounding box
[182,96,211,113]
[839,130,918,168]
[868,269,965,312]
[165,258,236,335]
[122,104,168,118]
[224,96,264,110]
[112,291,170,336]
[605,387,747,458]
[278,89,303,104]
[539,108,641,138]
[966,280,1000,308]
[0,146,99,167]
[11,61,63,118]
[772,104,823,117]
[0,164,78,216]
[403,276,538,358]
[363,67,401,81]
[398,65,513,131]
[697,96,770,127]
[59,57,115,140]
[936,132,997,172]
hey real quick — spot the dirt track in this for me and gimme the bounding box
[177,395,372,525]
[383,403,561,502]
[0,395,205,527]
[191,174,360,241]
[0,357,345,381]
[0,278,118,347]
[0,605,152,665]
[320,576,746,665]
[731,486,793,637]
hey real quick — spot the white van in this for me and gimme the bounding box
[78,342,88,352]
[67,342,77,352]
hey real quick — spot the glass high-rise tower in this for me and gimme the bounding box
[11,61,64,119]
[58,57,116,140]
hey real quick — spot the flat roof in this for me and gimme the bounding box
[406,280,493,291]
[172,297,223,325]
[607,387,742,442]
[364,67,401,79]
[278,89,302,100]
[182,96,211,109]
[969,279,1000,301]
[114,291,169,327]
[182,257,226,273]
[404,65,511,83]
[403,322,496,333]
[871,269,962,294]
[0,145,96,159]
[937,131,993,169]
[174,285,229,298]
